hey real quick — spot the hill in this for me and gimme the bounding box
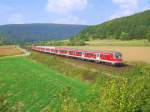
[74,10,150,41]
[0,23,87,44]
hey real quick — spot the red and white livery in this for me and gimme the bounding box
[32,46,123,65]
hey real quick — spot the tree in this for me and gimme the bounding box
[0,36,5,45]
[69,37,86,46]
[120,32,130,40]
[69,39,85,46]
[146,31,150,42]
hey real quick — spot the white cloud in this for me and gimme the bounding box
[8,13,25,24]
[111,0,140,19]
[113,0,139,9]
[46,0,88,13]
[54,15,86,24]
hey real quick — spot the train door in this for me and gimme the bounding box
[81,52,85,60]
[96,53,100,61]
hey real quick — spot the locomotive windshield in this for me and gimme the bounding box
[115,52,121,59]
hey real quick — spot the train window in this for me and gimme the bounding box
[100,54,102,57]
[69,51,75,55]
[76,52,82,55]
[79,52,82,55]
[62,50,67,54]
[111,54,113,58]
[97,54,99,57]
[85,53,96,57]
[85,53,90,56]
[115,52,121,59]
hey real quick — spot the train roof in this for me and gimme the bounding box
[34,46,121,54]
[55,47,121,54]
[35,46,55,49]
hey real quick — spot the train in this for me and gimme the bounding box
[32,46,123,65]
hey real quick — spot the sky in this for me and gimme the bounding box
[0,0,150,25]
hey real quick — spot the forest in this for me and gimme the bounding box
[73,10,150,41]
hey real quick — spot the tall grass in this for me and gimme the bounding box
[27,51,100,83]
[46,64,150,112]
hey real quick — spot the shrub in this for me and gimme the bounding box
[99,65,150,112]
[47,86,82,112]
[146,31,150,42]
[52,73,150,112]
[69,39,86,46]
[0,36,5,45]
[100,78,145,112]
[120,32,130,40]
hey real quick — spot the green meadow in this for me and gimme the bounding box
[0,57,88,111]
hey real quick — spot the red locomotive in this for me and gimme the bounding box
[32,46,123,65]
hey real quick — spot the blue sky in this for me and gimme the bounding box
[0,0,149,25]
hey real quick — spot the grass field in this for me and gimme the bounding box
[0,57,88,111]
[86,39,150,46]
[0,45,23,57]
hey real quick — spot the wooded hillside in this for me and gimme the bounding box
[74,10,150,41]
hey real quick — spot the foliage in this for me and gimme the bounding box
[86,39,150,46]
[120,32,129,40]
[100,64,150,112]
[47,64,150,112]
[74,10,150,41]
[100,78,148,112]
[0,35,5,45]
[34,38,86,46]
[146,31,150,42]
[69,38,86,46]
[34,40,69,46]
[47,86,82,112]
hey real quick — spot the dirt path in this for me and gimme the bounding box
[0,45,30,59]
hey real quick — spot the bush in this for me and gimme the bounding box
[47,86,82,112]
[146,31,150,42]
[69,39,86,46]
[48,65,150,112]
[100,78,148,112]
[99,64,150,112]
[29,60,149,112]
[0,36,5,45]
[120,32,130,40]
